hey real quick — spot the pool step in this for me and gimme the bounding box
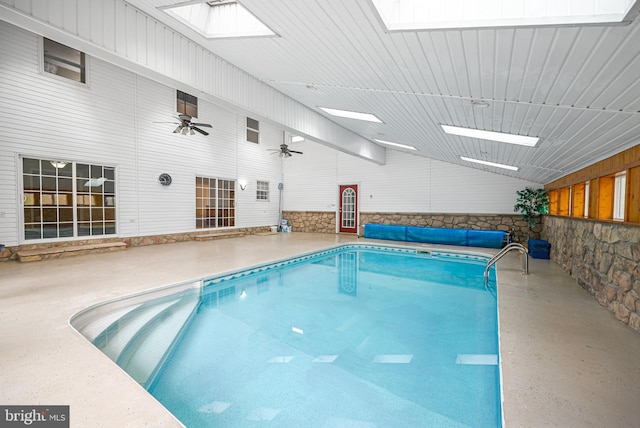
[116,293,200,386]
[93,298,181,362]
[75,304,144,343]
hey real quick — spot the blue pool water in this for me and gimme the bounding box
[147,245,501,427]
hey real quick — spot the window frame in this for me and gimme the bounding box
[177,90,198,117]
[20,157,116,242]
[571,182,586,218]
[246,117,259,144]
[627,166,640,223]
[584,181,590,218]
[256,180,270,201]
[195,176,236,229]
[41,37,88,85]
[613,172,627,221]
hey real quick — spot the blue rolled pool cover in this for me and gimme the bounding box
[363,224,407,241]
[467,229,507,248]
[364,224,506,248]
[406,226,468,246]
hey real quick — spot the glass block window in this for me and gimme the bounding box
[22,158,115,240]
[196,176,236,229]
[256,180,269,201]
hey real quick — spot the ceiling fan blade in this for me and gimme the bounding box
[173,125,182,133]
[191,122,212,128]
[289,150,303,154]
[192,126,209,136]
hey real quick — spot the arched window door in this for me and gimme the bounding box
[339,184,358,234]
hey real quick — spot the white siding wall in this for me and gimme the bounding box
[284,140,541,215]
[0,0,385,164]
[0,21,544,247]
[236,122,283,228]
[0,22,281,246]
[283,141,338,212]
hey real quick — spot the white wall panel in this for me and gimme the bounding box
[337,150,431,212]
[428,160,536,213]
[282,142,338,212]
[284,141,541,215]
[0,23,139,244]
[0,0,385,165]
[0,16,562,248]
[0,22,284,245]
[236,123,283,228]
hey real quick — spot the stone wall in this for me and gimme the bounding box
[282,211,337,233]
[123,226,271,247]
[543,216,640,333]
[0,226,271,262]
[282,210,537,242]
[0,237,127,262]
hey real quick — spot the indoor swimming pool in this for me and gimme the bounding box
[73,243,502,427]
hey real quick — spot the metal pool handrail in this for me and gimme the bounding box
[484,242,529,280]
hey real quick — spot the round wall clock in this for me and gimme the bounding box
[158,173,172,186]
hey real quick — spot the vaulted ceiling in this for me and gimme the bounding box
[12,1,640,184]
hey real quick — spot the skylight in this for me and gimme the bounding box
[374,139,417,150]
[441,125,539,147]
[460,157,519,171]
[163,1,276,39]
[371,0,640,31]
[319,107,382,123]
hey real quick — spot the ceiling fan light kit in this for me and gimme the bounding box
[161,114,212,136]
[272,143,303,157]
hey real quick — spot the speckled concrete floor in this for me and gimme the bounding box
[1,233,639,427]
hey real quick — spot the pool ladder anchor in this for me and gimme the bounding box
[484,242,529,280]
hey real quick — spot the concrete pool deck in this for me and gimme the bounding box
[1,232,639,427]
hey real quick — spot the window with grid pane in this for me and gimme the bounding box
[256,180,269,201]
[22,158,115,240]
[196,176,235,229]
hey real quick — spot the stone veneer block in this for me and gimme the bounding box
[544,217,640,333]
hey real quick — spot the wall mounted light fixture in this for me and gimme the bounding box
[239,180,247,191]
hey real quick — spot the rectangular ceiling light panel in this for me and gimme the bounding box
[319,107,382,123]
[460,156,519,171]
[373,139,417,150]
[442,125,539,147]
